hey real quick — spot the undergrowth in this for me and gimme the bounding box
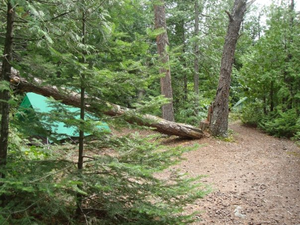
[241,102,300,140]
[0,131,210,224]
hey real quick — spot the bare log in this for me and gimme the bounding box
[10,73,204,139]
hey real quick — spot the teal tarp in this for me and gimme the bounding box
[18,92,110,141]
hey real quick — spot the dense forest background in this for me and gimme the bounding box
[0,0,299,224]
[1,0,300,138]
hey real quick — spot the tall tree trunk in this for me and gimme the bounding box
[209,0,247,137]
[194,0,200,113]
[283,0,295,110]
[263,96,267,115]
[78,10,86,175]
[76,9,86,216]
[0,2,14,179]
[290,0,294,20]
[154,0,175,122]
[181,21,187,101]
[289,0,299,115]
[270,81,274,112]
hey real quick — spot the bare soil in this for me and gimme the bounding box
[161,121,300,225]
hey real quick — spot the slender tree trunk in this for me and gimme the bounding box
[263,96,267,115]
[0,2,14,179]
[154,0,175,122]
[290,0,294,21]
[209,0,247,137]
[289,0,299,115]
[78,11,86,177]
[284,0,295,110]
[76,9,86,217]
[181,23,187,101]
[194,0,200,113]
[183,75,188,100]
[270,81,274,112]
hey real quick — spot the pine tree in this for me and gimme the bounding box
[154,0,175,121]
[0,1,15,179]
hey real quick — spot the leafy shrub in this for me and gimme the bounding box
[293,131,300,145]
[259,109,300,138]
[175,93,211,126]
[0,145,75,224]
[241,100,300,139]
[240,101,264,127]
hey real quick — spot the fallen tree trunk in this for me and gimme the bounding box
[10,73,204,139]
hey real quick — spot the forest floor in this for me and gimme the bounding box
[158,121,300,225]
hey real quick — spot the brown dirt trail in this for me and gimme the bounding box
[164,121,300,224]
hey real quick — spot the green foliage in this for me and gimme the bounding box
[0,81,11,92]
[240,101,264,127]
[132,95,170,115]
[259,109,300,138]
[238,1,300,139]
[0,128,74,224]
[241,101,300,139]
[2,0,300,223]
[162,0,237,124]
[1,1,211,224]
[215,129,235,142]
[79,134,209,224]
[0,132,209,224]
[174,92,210,126]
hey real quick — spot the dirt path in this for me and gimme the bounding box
[164,121,300,225]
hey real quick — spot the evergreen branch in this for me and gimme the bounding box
[28,162,75,184]
[26,0,63,6]
[10,200,40,214]
[82,155,96,160]
[48,10,75,22]
[14,17,29,24]
[12,36,44,42]
[238,33,243,40]
[200,13,211,18]
[15,10,74,23]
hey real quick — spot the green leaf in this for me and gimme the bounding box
[146,27,166,38]
[0,81,10,92]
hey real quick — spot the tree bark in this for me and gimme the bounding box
[76,9,86,217]
[194,0,200,97]
[0,2,14,178]
[181,21,188,101]
[194,0,200,113]
[78,10,86,172]
[209,0,247,137]
[154,0,175,122]
[10,74,204,139]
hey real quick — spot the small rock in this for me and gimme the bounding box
[234,206,246,219]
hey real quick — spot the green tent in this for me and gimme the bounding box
[18,92,110,142]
